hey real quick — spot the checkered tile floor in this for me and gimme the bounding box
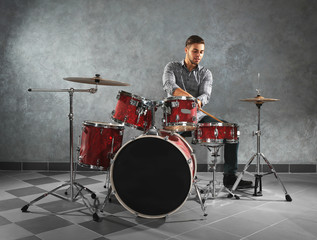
[1,170,317,240]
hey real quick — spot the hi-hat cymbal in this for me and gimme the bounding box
[64,74,130,86]
[240,95,279,104]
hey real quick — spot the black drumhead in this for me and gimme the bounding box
[111,136,192,218]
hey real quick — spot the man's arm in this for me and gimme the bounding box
[173,88,202,108]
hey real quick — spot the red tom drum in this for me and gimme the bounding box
[112,91,152,131]
[162,96,198,132]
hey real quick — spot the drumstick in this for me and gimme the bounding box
[198,107,224,123]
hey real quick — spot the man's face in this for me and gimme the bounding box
[185,43,205,65]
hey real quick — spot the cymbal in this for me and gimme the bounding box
[240,95,279,104]
[64,75,130,86]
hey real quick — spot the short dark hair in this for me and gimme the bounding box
[185,35,205,47]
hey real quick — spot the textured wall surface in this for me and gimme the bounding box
[0,0,316,166]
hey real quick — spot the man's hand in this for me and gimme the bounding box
[197,99,202,108]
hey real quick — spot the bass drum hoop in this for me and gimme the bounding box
[110,133,196,219]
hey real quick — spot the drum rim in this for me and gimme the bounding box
[118,90,148,101]
[164,122,197,127]
[110,132,195,218]
[197,122,238,127]
[83,121,124,129]
[77,161,107,170]
[164,96,198,102]
[111,116,147,131]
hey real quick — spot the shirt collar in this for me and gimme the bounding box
[181,59,202,71]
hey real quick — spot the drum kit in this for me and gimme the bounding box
[22,76,291,222]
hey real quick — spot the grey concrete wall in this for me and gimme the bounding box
[0,0,316,166]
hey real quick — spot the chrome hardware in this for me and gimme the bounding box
[192,102,196,108]
[231,128,235,138]
[130,99,138,106]
[175,115,180,121]
[197,129,202,138]
[187,159,192,165]
[164,136,169,141]
[165,106,171,115]
[171,101,179,108]
[253,130,261,136]
[111,110,115,116]
[192,116,197,122]
[214,128,218,137]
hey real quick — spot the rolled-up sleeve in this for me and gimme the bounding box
[197,70,213,106]
[162,62,180,96]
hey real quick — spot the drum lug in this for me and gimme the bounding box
[164,136,169,141]
[119,130,123,136]
[100,128,103,134]
[197,129,202,138]
[214,128,219,138]
[171,101,179,108]
[130,99,138,106]
[187,159,192,165]
[192,102,196,109]
[231,128,234,138]
[175,114,180,122]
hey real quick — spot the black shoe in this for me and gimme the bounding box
[223,174,253,189]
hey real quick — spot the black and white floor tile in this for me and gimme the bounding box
[0,170,317,240]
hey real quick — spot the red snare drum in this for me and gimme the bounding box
[78,121,124,170]
[110,130,196,218]
[112,91,152,131]
[162,96,198,132]
[193,123,239,144]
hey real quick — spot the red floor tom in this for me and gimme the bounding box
[78,121,124,170]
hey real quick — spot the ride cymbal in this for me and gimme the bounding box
[64,74,130,86]
[240,95,279,104]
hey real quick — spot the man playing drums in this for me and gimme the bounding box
[162,35,252,188]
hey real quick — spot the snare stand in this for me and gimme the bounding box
[199,143,238,201]
[21,87,100,221]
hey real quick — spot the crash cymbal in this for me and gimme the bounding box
[240,95,279,104]
[64,74,130,86]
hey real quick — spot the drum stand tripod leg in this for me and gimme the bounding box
[22,88,101,221]
[193,180,207,217]
[200,144,239,200]
[231,103,292,201]
[101,170,113,211]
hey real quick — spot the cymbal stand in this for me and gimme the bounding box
[231,100,292,201]
[199,144,238,201]
[22,87,101,221]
